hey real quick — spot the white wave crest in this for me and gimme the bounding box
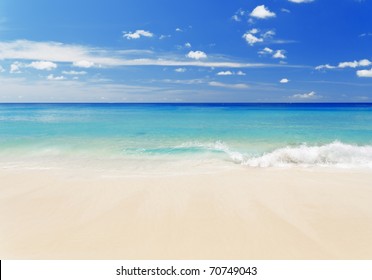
[177,141,372,168]
[243,141,372,168]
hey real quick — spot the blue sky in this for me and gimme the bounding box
[0,0,372,102]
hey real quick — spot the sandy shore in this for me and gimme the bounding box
[0,166,372,259]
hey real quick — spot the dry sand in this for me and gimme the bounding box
[0,166,372,259]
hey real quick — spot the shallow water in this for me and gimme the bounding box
[1,103,372,170]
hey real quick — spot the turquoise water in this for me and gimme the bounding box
[1,103,372,169]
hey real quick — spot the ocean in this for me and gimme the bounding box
[1,103,372,172]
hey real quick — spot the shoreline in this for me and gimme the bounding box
[1,166,372,259]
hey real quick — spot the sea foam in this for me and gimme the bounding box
[175,141,245,162]
[176,141,372,168]
[242,141,372,168]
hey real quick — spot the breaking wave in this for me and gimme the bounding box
[243,141,372,168]
[171,141,372,168]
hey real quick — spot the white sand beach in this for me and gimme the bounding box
[1,166,371,259]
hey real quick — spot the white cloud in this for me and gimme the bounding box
[62,70,87,75]
[243,29,277,47]
[209,81,249,89]
[162,78,204,85]
[339,59,371,68]
[123,30,154,40]
[47,74,65,81]
[359,33,372,37]
[0,65,5,73]
[73,60,94,68]
[338,61,359,68]
[0,76,166,102]
[159,35,171,40]
[9,60,57,73]
[174,68,186,73]
[27,60,57,71]
[273,50,286,59]
[316,59,371,70]
[0,40,113,66]
[237,9,245,16]
[242,33,263,46]
[293,91,316,99]
[263,30,275,38]
[258,47,274,55]
[0,40,296,69]
[232,15,241,22]
[356,68,372,78]
[270,39,297,44]
[288,0,314,3]
[315,64,336,70]
[186,50,207,60]
[216,70,246,76]
[110,59,268,68]
[280,78,289,83]
[264,47,274,53]
[232,9,245,21]
[175,28,182,32]
[281,8,291,13]
[184,42,191,48]
[359,59,372,66]
[10,62,22,73]
[250,5,276,19]
[217,71,233,76]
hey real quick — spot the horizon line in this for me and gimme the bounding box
[1,102,371,105]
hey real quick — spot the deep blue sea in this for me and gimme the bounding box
[1,103,372,170]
